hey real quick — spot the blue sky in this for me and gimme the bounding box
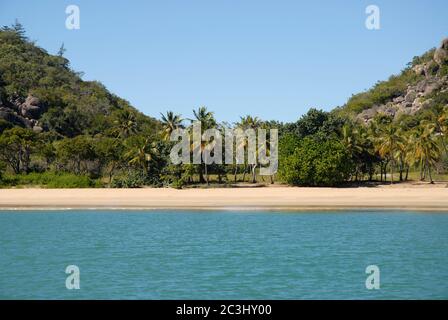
[0,0,447,122]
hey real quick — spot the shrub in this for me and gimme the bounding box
[2,171,98,188]
[170,179,185,189]
[110,171,147,188]
[278,137,353,186]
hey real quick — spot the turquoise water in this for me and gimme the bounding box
[0,210,447,299]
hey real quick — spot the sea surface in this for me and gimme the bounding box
[0,210,447,299]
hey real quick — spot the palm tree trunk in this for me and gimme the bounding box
[108,163,115,185]
[199,164,205,183]
[399,158,403,182]
[390,153,394,184]
[251,164,256,183]
[391,165,394,184]
[427,159,434,184]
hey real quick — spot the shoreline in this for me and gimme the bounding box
[1,186,448,211]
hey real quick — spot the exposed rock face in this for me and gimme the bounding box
[0,106,33,127]
[19,95,43,118]
[32,125,43,133]
[0,94,43,131]
[434,49,448,66]
[357,38,448,124]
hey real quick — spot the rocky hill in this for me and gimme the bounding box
[1,22,446,136]
[338,38,448,123]
[0,22,159,137]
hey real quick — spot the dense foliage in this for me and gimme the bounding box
[279,137,352,186]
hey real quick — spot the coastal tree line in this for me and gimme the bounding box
[0,23,447,188]
[1,105,447,188]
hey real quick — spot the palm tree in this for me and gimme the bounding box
[395,120,415,181]
[367,119,387,181]
[430,106,448,153]
[125,138,156,174]
[192,106,216,184]
[114,110,138,138]
[192,107,216,128]
[341,124,364,181]
[237,115,262,183]
[396,131,412,181]
[160,111,183,141]
[239,115,262,130]
[375,125,404,184]
[406,123,441,184]
[435,107,448,154]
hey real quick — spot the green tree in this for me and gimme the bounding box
[95,137,124,184]
[192,106,216,184]
[113,110,138,138]
[375,124,404,184]
[279,137,353,186]
[407,124,441,183]
[124,136,157,175]
[36,132,59,170]
[160,111,183,141]
[237,115,263,183]
[0,127,36,173]
[55,135,96,174]
[340,123,378,181]
[286,108,329,138]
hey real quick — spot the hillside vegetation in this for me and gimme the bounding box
[0,22,160,137]
[337,38,448,123]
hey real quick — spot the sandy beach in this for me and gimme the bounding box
[1,184,448,211]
